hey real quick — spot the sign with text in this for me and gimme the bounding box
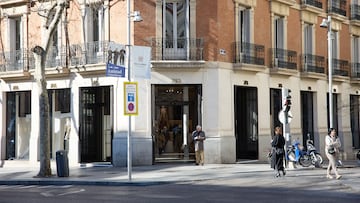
[132,46,151,79]
[106,63,125,77]
[124,82,138,116]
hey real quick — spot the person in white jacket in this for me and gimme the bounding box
[325,128,342,179]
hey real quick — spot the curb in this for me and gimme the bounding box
[0,180,176,187]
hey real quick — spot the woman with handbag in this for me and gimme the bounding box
[271,126,285,178]
[325,128,342,179]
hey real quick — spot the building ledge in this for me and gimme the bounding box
[272,0,296,6]
[330,12,347,22]
[300,72,326,80]
[69,63,107,76]
[0,70,31,81]
[0,0,28,6]
[301,4,323,14]
[350,78,360,84]
[350,19,360,27]
[151,60,206,70]
[270,67,298,76]
[333,75,349,82]
[233,63,266,72]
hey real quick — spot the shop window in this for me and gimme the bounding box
[18,91,31,117]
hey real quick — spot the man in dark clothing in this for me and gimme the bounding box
[271,126,286,177]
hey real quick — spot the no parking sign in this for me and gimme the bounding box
[124,82,138,115]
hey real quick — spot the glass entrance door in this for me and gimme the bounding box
[152,85,201,162]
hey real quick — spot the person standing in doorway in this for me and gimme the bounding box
[325,128,342,179]
[192,125,206,165]
[271,126,286,177]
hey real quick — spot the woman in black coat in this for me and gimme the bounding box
[271,126,286,177]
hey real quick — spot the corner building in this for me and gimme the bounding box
[0,0,360,166]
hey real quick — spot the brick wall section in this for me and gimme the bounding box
[196,0,220,62]
[254,0,271,67]
[135,0,156,46]
[340,23,351,61]
[287,8,302,70]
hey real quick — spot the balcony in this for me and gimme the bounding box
[270,48,297,75]
[0,41,110,79]
[351,4,360,22]
[331,58,349,80]
[0,49,29,72]
[150,37,203,61]
[302,0,323,9]
[329,0,347,17]
[351,63,360,78]
[150,37,204,69]
[233,42,265,65]
[301,54,325,79]
[28,41,110,70]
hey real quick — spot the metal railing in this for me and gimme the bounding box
[302,54,325,73]
[233,42,265,65]
[271,48,297,69]
[303,0,323,9]
[1,41,111,73]
[0,49,29,72]
[351,62,360,78]
[351,4,360,20]
[329,0,347,16]
[331,58,349,76]
[150,38,203,61]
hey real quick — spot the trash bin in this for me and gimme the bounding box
[56,150,69,177]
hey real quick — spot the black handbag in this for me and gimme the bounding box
[328,147,335,155]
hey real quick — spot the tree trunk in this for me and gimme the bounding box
[33,46,51,177]
[33,0,67,177]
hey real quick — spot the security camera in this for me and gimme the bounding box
[320,19,328,28]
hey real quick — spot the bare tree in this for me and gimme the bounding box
[33,0,68,177]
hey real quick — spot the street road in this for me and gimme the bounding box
[0,167,359,203]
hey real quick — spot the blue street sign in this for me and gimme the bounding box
[106,63,125,77]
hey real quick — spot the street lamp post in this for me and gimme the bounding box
[321,15,333,129]
[127,0,142,181]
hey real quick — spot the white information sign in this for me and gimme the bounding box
[124,82,138,115]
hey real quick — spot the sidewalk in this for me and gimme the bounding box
[1,160,359,186]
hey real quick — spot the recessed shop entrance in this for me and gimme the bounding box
[152,85,202,163]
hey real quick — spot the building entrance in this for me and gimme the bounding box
[234,86,258,160]
[79,86,113,163]
[152,85,202,163]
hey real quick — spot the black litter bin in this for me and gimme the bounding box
[56,150,69,177]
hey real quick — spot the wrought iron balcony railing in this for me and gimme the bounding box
[27,41,110,70]
[302,54,325,73]
[302,0,323,9]
[331,58,349,76]
[0,41,111,73]
[233,42,265,65]
[351,62,360,78]
[351,4,360,20]
[150,38,203,61]
[329,0,347,16]
[271,48,297,70]
[0,49,30,72]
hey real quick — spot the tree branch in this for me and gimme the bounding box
[43,0,67,51]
